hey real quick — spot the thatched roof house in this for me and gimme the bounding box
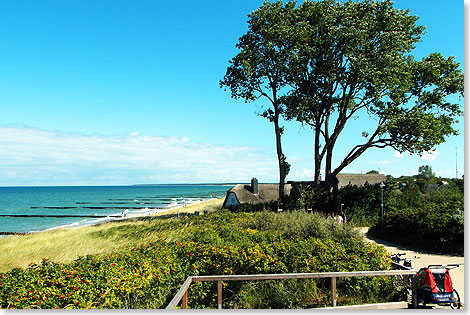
[223,178,292,208]
[223,174,387,208]
[426,181,449,194]
[336,173,387,189]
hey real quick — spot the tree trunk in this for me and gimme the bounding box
[274,112,285,200]
[313,124,321,186]
[324,137,335,188]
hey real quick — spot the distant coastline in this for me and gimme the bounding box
[0,184,237,188]
[132,183,239,187]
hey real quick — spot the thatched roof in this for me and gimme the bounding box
[426,181,449,194]
[225,183,292,205]
[336,173,387,188]
[224,174,386,207]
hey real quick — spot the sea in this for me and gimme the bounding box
[0,185,232,234]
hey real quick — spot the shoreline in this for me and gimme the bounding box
[0,198,225,271]
[1,197,225,236]
[102,197,223,223]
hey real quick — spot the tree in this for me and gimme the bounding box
[220,1,295,199]
[417,165,435,179]
[282,0,464,189]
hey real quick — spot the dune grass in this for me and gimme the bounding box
[0,198,224,272]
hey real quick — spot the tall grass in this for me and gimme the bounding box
[0,199,223,272]
[240,210,360,240]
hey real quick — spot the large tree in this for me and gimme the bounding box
[283,0,464,189]
[220,1,295,199]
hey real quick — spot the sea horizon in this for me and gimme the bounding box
[0,183,239,188]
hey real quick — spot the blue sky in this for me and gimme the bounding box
[0,0,465,186]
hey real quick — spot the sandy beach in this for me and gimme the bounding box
[31,197,225,234]
[98,197,224,223]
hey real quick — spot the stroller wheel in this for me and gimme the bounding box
[450,289,460,309]
[417,292,425,308]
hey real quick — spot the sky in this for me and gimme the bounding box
[0,0,465,186]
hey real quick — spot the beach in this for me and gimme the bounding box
[91,197,224,224]
[0,197,225,272]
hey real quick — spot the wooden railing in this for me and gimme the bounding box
[166,269,417,309]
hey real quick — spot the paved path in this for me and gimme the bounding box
[358,227,465,304]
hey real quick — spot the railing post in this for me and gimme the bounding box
[411,275,418,309]
[218,280,223,309]
[182,290,188,309]
[331,277,337,307]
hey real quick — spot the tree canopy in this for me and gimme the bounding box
[220,1,296,198]
[222,0,464,191]
[417,165,436,180]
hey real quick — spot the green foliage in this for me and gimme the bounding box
[386,180,422,209]
[425,182,464,204]
[299,183,387,226]
[369,199,463,255]
[219,0,296,198]
[240,210,360,240]
[417,165,435,179]
[0,210,397,309]
[225,200,278,213]
[347,176,467,255]
[222,0,463,188]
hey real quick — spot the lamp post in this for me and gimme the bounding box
[379,182,385,233]
[340,203,344,213]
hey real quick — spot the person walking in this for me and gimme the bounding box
[336,213,343,225]
[340,211,347,223]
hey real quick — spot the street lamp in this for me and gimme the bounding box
[340,203,344,212]
[379,182,385,233]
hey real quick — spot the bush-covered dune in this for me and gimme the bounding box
[0,210,400,309]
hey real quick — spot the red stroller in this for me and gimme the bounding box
[415,264,461,309]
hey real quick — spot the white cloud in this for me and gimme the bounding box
[289,168,315,181]
[0,126,277,185]
[341,169,362,174]
[393,151,404,158]
[374,160,394,165]
[420,150,440,162]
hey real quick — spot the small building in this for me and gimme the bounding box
[426,181,449,194]
[223,177,292,208]
[336,173,387,189]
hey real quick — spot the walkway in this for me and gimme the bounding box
[358,227,465,304]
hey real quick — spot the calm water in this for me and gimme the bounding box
[0,185,231,233]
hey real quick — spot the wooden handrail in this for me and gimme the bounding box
[166,276,193,309]
[166,269,417,309]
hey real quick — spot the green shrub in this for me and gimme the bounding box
[369,200,463,255]
[239,210,360,240]
[298,184,388,226]
[0,211,398,309]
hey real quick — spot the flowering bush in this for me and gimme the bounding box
[0,210,396,309]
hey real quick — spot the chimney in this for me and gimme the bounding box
[251,177,259,195]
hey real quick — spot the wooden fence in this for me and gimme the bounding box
[166,269,417,309]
